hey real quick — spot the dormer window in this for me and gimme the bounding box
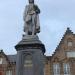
[0,58,3,64]
[68,41,72,47]
[67,38,73,47]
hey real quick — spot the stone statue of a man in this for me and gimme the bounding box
[23,0,40,35]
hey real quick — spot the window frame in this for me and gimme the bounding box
[53,63,60,75]
[63,63,70,75]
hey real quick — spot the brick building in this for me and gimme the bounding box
[0,28,75,75]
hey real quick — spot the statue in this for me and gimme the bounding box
[23,0,40,35]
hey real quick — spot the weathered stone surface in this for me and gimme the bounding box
[15,35,45,53]
[15,35,45,75]
[15,0,45,75]
[23,0,40,35]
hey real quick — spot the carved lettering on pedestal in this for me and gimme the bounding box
[24,60,33,67]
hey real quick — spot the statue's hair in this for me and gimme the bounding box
[29,0,34,3]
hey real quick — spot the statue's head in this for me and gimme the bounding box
[29,0,34,4]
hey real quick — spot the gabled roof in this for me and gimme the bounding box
[7,55,16,63]
[0,50,16,63]
[0,50,9,61]
[52,27,74,57]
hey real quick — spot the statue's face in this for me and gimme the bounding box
[29,0,34,4]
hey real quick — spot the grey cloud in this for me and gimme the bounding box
[0,0,75,55]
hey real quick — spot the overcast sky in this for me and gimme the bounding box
[0,0,75,56]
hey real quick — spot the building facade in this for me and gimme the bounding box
[0,50,16,75]
[45,28,75,75]
[0,28,75,75]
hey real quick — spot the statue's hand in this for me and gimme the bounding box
[28,10,36,15]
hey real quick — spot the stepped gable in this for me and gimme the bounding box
[52,27,74,57]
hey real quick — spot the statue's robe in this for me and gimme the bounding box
[23,4,40,35]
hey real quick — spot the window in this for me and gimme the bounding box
[67,51,75,58]
[6,70,12,75]
[53,63,60,75]
[68,41,72,47]
[0,58,3,64]
[63,63,70,75]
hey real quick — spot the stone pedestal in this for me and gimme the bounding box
[15,35,45,75]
